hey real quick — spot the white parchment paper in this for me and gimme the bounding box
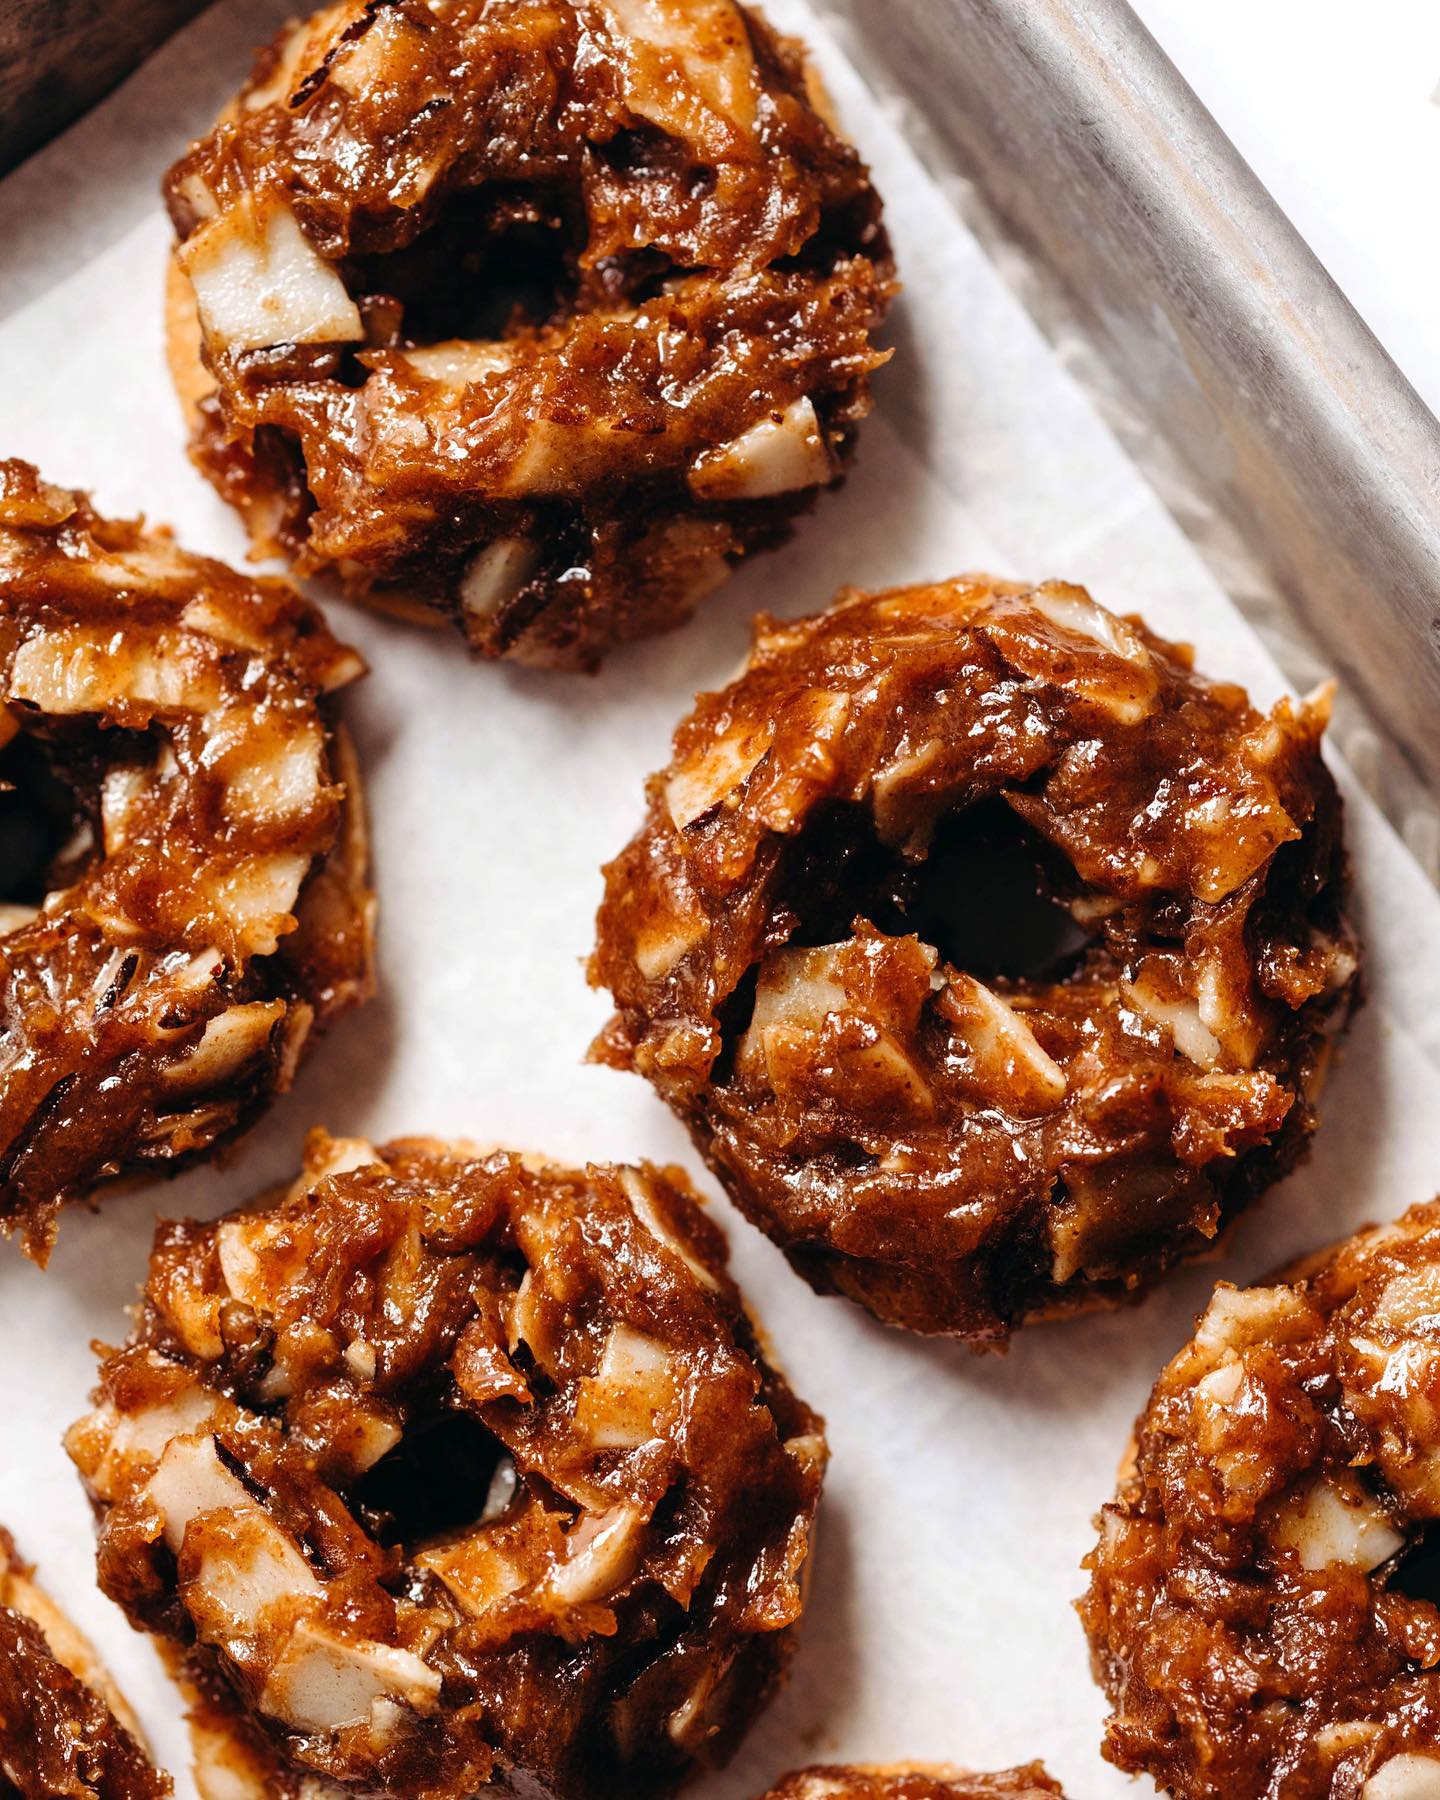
[4,5,1440,1795]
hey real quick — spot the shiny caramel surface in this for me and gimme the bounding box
[165,0,893,667]
[0,1527,169,1800]
[1082,1205,1440,1800]
[591,576,1358,1342]
[0,459,372,1261]
[756,1765,1066,1799]
[68,1132,824,1800]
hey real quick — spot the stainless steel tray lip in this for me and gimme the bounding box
[817,0,1440,860]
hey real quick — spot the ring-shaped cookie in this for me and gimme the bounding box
[1082,1201,1440,1800]
[590,576,1358,1342]
[0,461,373,1260]
[68,1131,825,1800]
[164,0,894,668]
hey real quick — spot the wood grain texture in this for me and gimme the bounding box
[0,0,210,173]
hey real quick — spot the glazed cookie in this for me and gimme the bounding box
[0,461,373,1260]
[0,1526,170,1798]
[163,0,893,668]
[1081,1201,1440,1800]
[591,576,1358,1342]
[68,1131,825,1800]
[756,1765,1067,1798]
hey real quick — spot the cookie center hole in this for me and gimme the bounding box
[1387,1526,1440,1607]
[354,187,577,348]
[350,1405,512,1549]
[0,733,86,908]
[909,800,1088,983]
[778,798,1087,981]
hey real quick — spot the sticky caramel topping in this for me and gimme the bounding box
[757,1766,1067,1799]
[164,0,893,667]
[69,1132,824,1800]
[591,576,1358,1342]
[1081,1202,1440,1800]
[0,1528,170,1800]
[0,459,372,1260]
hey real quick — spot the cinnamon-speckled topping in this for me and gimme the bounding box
[1082,1201,1440,1800]
[0,1526,170,1800]
[756,1764,1067,1798]
[0,461,373,1261]
[164,0,893,668]
[68,1131,824,1800]
[591,576,1358,1342]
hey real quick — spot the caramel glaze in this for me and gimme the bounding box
[69,1131,824,1800]
[0,460,373,1261]
[0,1527,169,1800]
[165,0,894,668]
[756,1765,1068,1799]
[1082,1203,1440,1800]
[591,577,1359,1343]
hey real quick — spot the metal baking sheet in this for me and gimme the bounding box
[819,0,1440,846]
[6,5,1440,1798]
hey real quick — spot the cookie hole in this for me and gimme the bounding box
[776,799,910,950]
[352,187,577,348]
[349,1405,510,1550]
[0,733,86,907]
[773,797,1088,983]
[906,800,1088,983]
[1387,1526,1440,1608]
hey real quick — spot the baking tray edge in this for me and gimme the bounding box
[817,0,1440,871]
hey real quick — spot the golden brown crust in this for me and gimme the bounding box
[163,0,894,668]
[68,1130,825,1800]
[0,460,374,1260]
[1080,1202,1440,1800]
[756,1767,1067,1800]
[163,253,211,433]
[0,1527,170,1799]
[590,576,1359,1344]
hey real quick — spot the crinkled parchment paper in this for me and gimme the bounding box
[3,4,1440,1794]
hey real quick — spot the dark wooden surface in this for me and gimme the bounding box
[0,0,211,174]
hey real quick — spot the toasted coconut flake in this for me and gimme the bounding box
[400,340,515,389]
[689,398,832,501]
[183,198,362,355]
[547,1504,648,1608]
[459,538,540,625]
[600,0,759,138]
[262,1619,439,1733]
[162,1002,284,1094]
[665,723,774,830]
[937,973,1067,1114]
[1364,1757,1440,1800]
[574,1326,677,1448]
[1271,1475,1404,1572]
[1123,969,1223,1069]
